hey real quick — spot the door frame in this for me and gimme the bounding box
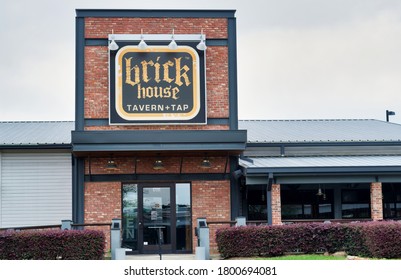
[137,183,176,254]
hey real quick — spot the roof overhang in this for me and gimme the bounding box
[72,130,247,156]
[239,156,401,185]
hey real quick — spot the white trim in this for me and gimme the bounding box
[109,34,205,42]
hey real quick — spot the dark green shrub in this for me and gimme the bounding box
[0,230,105,260]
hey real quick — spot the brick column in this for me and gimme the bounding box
[271,184,282,225]
[370,182,383,221]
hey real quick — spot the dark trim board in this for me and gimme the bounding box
[72,130,247,153]
[75,17,85,131]
[85,173,230,182]
[228,18,238,130]
[84,118,230,126]
[243,166,401,175]
[72,157,85,224]
[76,9,236,18]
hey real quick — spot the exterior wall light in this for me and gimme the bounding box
[200,157,211,169]
[138,29,148,50]
[168,28,178,50]
[196,29,207,51]
[386,110,396,122]
[108,32,206,51]
[108,30,119,51]
[153,159,165,170]
[106,159,117,169]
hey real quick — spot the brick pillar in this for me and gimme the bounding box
[271,184,282,225]
[370,182,383,221]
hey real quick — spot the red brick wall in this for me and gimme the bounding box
[83,180,230,254]
[85,18,228,39]
[271,184,282,225]
[81,15,234,256]
[192,180,231,254]
[83,18,230,129]
[85,156,229,174]
[370,182,383,221]
[84,182,121,251]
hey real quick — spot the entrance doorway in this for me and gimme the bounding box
[122,183,192,254]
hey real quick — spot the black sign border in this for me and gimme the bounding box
[109,41,206,125]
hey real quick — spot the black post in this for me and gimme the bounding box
[158,227,162,260]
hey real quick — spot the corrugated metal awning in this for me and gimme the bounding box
[0,121,74,147]
[240,155,401,174]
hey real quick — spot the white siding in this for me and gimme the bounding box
[0,152,72,227]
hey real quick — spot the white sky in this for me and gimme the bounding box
[1,0,401,124]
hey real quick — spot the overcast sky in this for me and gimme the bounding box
[1,0,401,124]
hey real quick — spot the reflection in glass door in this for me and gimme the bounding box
[122,183,192,254]
[122,184,138,250]
[141,186,172,253]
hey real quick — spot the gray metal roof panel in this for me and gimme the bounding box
[239,119,401,143]
[0,121,74,146]
[240,155,401,169]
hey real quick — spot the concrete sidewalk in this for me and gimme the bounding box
[126,254,221,260]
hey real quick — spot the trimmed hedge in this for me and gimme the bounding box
[0,229,105,260]
[216,221,401,259]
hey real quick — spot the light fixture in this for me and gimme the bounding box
[108,30,119,51]
[138,29,148,50]
[316,186,323,196]
[196,29,207,51]
[200,157,211,169]
[153,159,165,170]
[106,158,117,169]
[168,28,178,50]
[386,110,396,122]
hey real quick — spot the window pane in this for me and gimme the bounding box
[282,205,303,219]
[342,203,370,219]
[176,183,191,251]
[122,184,138,250]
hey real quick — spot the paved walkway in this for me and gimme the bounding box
[126,254,221,260]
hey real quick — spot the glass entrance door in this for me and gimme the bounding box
[140,186,172,253]
[122,183,192,254]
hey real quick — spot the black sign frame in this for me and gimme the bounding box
[109,41,206,125]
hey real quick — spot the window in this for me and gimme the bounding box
[383,183,401,219]
[341,188,370,219]
[281,188,334,220]
[247,187,267,221]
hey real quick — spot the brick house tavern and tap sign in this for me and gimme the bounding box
[1,9,401,256]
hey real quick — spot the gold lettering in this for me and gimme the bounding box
[154,86,162,98]
[163,60,174,83]
[163,86,171,98]
[137,84,145,99]
[146,87,154,98]
[125,58,140,86]
[174,57,191,86]
[154,57,161,83]
[171,87,179,100]
[141,60,154,83]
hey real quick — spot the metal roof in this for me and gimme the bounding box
[240,156,401,169]
[238,119,401,144]
[0,121,74,146]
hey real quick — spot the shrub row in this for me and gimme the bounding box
[216,221,401,259]
[0,229,105,260]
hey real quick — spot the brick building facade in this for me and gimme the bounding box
[69,9,401,256]
[72,9,246,254]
